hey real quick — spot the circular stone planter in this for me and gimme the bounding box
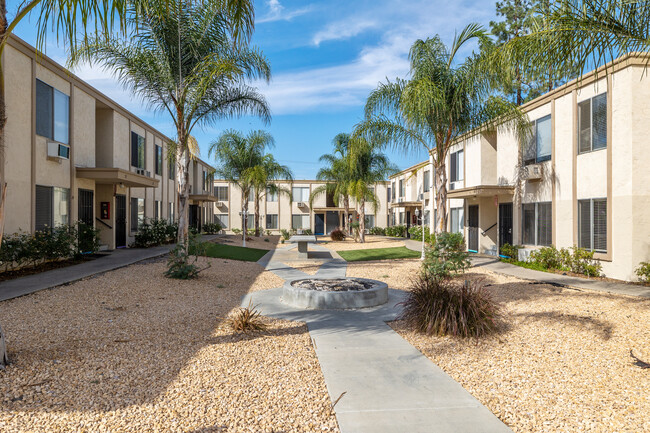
[282,278,388,310]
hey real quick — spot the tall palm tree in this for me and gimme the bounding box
[70,0,270,246]
[502,0,650,77]
[347,137,397,243]
[309,133,354,235]
[209,130,272,240]
[356,23,529,234]
[248,154,292,236]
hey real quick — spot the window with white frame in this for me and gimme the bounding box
[523,115,552,165]
[35,186,70,231]
[266,186,278,202]
[365,215,375,228]
[450,150,464,183]
[399,212,405,225]
[215,214,228,228]
[399,180,405,198]
[578,198,607,252]
[521,202,552,246]
[450,207,464,233]
[423,170,430,192]
[247,215,255,229]
[292,214,310,230]
[391,182,396,201]
[578,93,607,154]
[292,187,309,202]
[266,214,278,229]
[36,80,70,145]
[130,197,145,232]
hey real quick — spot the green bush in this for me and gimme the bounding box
[369,226,386,235]
[134,219,177,248]
[512,245,602,277]
[166,234,209,279]
[302,229,313,235]
[232,228,242,235]
[398,275,500,338]
[408,225,434,244]
[202,222,223,235]
[76,222,101,255]
[423,232,470,280]
[529,245,564,270]
[385,225,407,237]
[330,228,346,241]
[500,243,519,261]
[280,229,291,241]
[635,262,650,283]
[567,247,602,277]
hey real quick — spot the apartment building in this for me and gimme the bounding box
[212,180,390,235]
[1,35,214,248]
[388,160,434,230]
[187,158,218,231]
[389,53,650,281]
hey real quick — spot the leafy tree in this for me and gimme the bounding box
[70,0,270,247]
[248,153,292,236]
[209,130,272,240]
[357,24,529,234]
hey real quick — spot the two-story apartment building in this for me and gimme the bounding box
[1,35,214,248]
[388,160,434,231]
[212,180,390,235]
[390,53,650,281]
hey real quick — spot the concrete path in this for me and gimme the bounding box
[404,240,650,298]
[244,258,512,433]
[0,235,218,302]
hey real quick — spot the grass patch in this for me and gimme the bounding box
[338,246,421,262]
[197,243,268,262]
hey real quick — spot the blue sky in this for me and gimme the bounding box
[10,0,497,179]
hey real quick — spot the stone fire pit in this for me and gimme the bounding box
[282,277,388,310]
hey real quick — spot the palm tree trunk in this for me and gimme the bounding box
[343,196,350,235]
[176,145,190,246]
[359,197,366,243]
[434,161,448,233]
[254,191,260,237]
[242,192,249,239]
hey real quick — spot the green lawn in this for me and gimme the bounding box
[338,246,422,262]
[197,243,269,262]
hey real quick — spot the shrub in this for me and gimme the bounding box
[232,228,242,235]
[280,229,291,241]
[264,238,270,242]
[202,222,223,235]
[303,229,313,235]
[636,262,650,283]
[423,232,470,280]
[265,230,272,236]
[166,234,209,279]
[529,245,564,270]
[76,222,101,255]
[330,228,346,241]
[385,225,407,237]
[223,301,268,332]
[134,219,177,248]
[399,275,500,338]
[369,226,385,235]
[500,243,519,261]
[567,246,602,277]
[408,225,434,243]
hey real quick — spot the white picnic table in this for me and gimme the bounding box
[288,235,317,259]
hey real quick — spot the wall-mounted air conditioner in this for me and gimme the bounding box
[524,164,543,181]
[297,202,308,208]
[47,141,70,161]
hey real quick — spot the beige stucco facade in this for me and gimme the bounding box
[1,35,215,249]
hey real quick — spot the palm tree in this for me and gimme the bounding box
[356,23,529,234]
[347,137,397,243]
[209,130,273,241]
[309,133,354,235]
[70,0,270,246]
[248,154,293,237]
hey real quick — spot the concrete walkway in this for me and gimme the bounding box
[246,256,512,433]
[404,239,650,298]
[0,235,218,302]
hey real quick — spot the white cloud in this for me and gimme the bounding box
[312,20,377,46]
[257,0,313,24]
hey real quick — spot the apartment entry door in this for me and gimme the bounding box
[326,211,339,234]
[498,202,513,255]
[468,205,479,252]
[314,213,325,235]
[115,195,127,248]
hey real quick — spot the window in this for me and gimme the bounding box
[523,115,552,165]
[399,212,405,225]
[365,215,375,229]
[266,187,278,202]
[292,214,310,230]
[247,215,255,229]
[578,93,607,153]
[215,186,228,201]
[399,180,405,198]
[168,202,175,223]
[424,210,430,226]
[202,171,213,192]
[154,200,162,220]
[248,189,255,202]
[266,214,278,229]
[77,189,94,226]
[35,186,70,231]
[521,202,552,246]
[36,80,70,144]
[154,145,163,175]
[387,186,392,203]
[450,207,464,233]
[130,197,145,232]
[579,199,607,252]
[391,182,396,201]
[423,171,430,193]
[215,214,229,228]
[292,187,309,202]
[450,150,464,183]
[168,158,175,180]
[131,132,145,169]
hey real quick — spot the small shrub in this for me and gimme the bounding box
[202,222,223,235]
[232,228,242,235]
[134,219,177,248]
[265,230,272,236]
[303,229,313,235]
[399,275,500,338]
[635,262,650,283]
[385,225,407,237]
[76,222,101,255]
[330,228,346,241]
[280,229,291,241]
[369,226,386,235]
[408,225,433,243]
[166,234,209,279]
[529,245,564,270]
[568,246,602,277]
[264,238,270,242]
[423,232,470,280]
[224,301,268,332]
[500,243,519,261]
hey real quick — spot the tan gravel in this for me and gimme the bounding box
[283,261,323,276]
[320,236,405,251]
[381,261,650,432]
[0,257,339,433]
[213,235,282,250]
[346,258,421,289]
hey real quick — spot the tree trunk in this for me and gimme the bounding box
[359,197,366,243]
[176,145,190,246]
[343,196,350,235]
[434,162,448,234]
[0,184,7,368]
[254,191,260,237]
[241,193,249,239]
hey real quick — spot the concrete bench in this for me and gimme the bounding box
[288,235,317,259]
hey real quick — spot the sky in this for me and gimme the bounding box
[10,0,498,179]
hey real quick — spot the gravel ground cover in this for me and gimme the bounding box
[366,260,650,432]
[319,236,405,251]
[0,257,339,433]
[282,261,323,275]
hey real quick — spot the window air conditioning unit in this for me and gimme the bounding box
[216,201,226,208]
[47,141,70,161]
[525,164,543,181]
[398,197,404,203]
[297,202,308,208]
[449,183,456,191]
